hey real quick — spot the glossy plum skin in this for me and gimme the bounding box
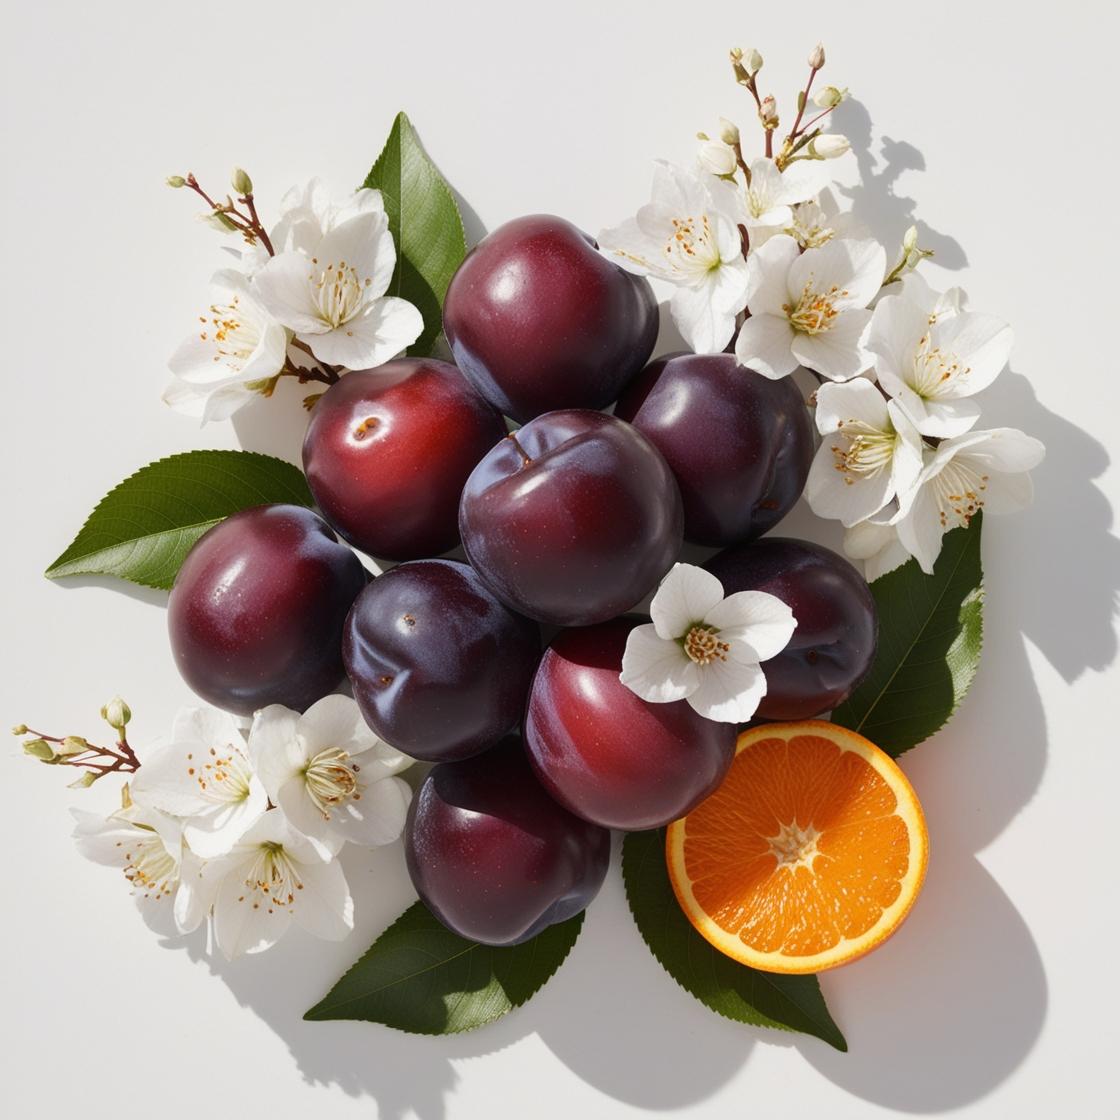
[405,736,611,945]
[168,505,367,716]
[705,538,878,720]
[459,410,684,626]
[524,619,737,830]
[442,215,659,422]
[302,360,506,561]
[614,352,814,546]
[343,559,540,762]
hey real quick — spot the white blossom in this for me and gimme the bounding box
[252,209,423,369]
[130,708,267,859]
[735,235,885,380]
[174,811,353,960]
[806,379,924,526]
[894,427,1045,573]
[72,794,188,933]
[163,269,289,423]
[620,563,796,723]
[867,279,1013,437]
[598,162,750,353]
[249,694,412,854]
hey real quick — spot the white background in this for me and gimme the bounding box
[2,2,1117,1117]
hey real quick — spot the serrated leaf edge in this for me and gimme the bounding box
[44,449,308,590]
[621,833,847,1052]
[304,902,585,1035]
[838,522,985,754]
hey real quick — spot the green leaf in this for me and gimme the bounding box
[45,450,313,590]
[832,515,984,756]
[305,902,583,1034]
[622,829,846,1051]
[364,111,467,357]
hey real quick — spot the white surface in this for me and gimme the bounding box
[2,2,1117,1117]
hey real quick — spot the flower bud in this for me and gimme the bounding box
[12,723,28,736]
[810,133,851,159]
[744,48,763,74]
[698,140,737,176]
[165,175,186,189]
[813,85,847,109]
[23,739,56,761]
[718,117,740,145]
[902,225,920,251]
[808,43,826,69]
[101,696,131,731]
[58,736,89,758]
[231,167,253,195]
[758,95,779,130]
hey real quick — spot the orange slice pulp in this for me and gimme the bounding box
[666,720,929,974]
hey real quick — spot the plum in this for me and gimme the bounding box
[614,352,814,545]
[168,505,367,715]
[442,215,658,422]
[459,410,683,626]
[524,618,737,830]
[405,736,611,945]
[302,359,507,561]
[343,559,540,762]
[705,538,878,719]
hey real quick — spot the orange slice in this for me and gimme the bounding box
[666,720,928,974]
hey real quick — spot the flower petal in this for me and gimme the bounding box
[806,436,895,526]
[670,278,738,355]
[306,296,423,368]
[251,252,328,334]
[685,656,768,723]
[248,705,304,803]
[789,238,885,310]
[791,307,872,381]
[619,623,700,703]
[649,563,726,639]
[929,312,1013,398]
[814,377,890,434]
[735,314,799,379]
[704,590,796,661]
[327,774,412,848]
[288,857,354,941]
[745,234,800,315]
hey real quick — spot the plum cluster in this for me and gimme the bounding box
[167,215,877,947]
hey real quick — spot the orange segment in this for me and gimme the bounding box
[666,720,928,974]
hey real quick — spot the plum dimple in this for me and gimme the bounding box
[302,359,506,561]
[343,559,541,762]
[704,537,878,719]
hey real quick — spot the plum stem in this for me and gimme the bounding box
[506,432,533,466]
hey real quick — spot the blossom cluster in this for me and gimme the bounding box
[32,694,413,959]
[599,44,1044,577]
[163,175,423,421]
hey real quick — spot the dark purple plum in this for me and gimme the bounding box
[614,352,814,546]
[442,214,658,422]
[459,410,683,626]
[524,618,736,830]
[302,359,507,561]
[705,538,878,719]
[405,736,611,945]
[168,504,367,715]
[343,559,540,762]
